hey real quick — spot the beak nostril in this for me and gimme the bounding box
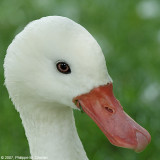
[104,107,114,113]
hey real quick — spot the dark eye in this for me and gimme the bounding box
[56,61,71,74]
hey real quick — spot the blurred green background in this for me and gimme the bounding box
[0,0,160,160]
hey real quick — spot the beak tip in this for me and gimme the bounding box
[135,131,151,152]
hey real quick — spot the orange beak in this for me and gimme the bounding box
[73,83,151,152]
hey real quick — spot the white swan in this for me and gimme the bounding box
[4,16,151,160]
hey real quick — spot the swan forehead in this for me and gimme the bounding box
[11,17,104,65]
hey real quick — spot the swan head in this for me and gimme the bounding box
[4,16,112,108]
[4,16,150,152]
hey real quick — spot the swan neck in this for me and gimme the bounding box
[19,103,88,160]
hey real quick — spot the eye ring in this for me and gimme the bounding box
[56,61,71,74]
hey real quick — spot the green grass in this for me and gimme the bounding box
[0,0,160,159]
